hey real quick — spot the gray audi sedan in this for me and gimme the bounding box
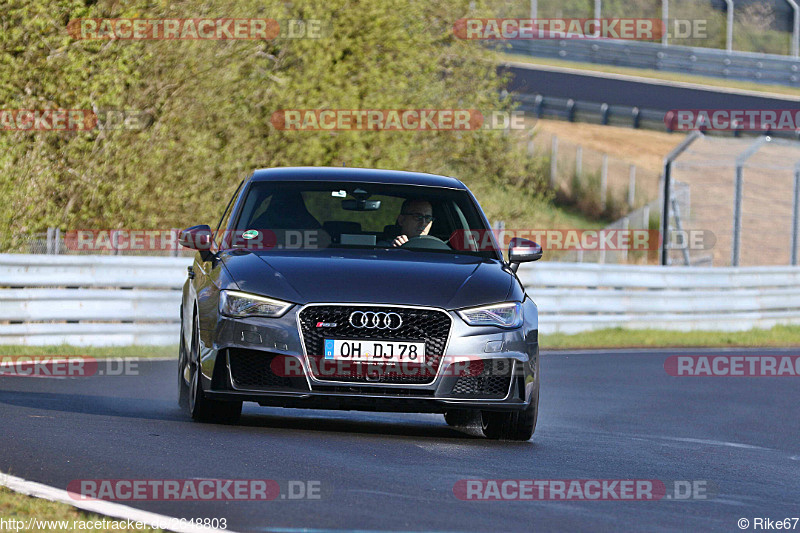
[178,167,542,440]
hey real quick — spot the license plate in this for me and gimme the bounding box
[323,339,425,363]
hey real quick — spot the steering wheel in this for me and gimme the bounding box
[399,235,451,251]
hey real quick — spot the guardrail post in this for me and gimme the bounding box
[576,146,583,177]
[628,165,636,207]
[566,99,576,122]
[600,154,608,209]
[600,103,610,125]
[527,131,535,156]
[534,94,544,118]
[550,135,558,188]
[792,164,800,265]
[632,107,641,129]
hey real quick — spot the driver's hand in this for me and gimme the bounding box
[392,235,409,247]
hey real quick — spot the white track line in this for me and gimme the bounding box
[0,471,237,533]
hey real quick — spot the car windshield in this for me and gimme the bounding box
[225,180,498,257]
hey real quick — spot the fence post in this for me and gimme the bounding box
[628,165,636,207]
[732,136,767,266]
[660,131,703,266]
[46,227,54,255]
[600,154,608,209]
[550,135,558,188]
[621,216,629,263]
[54,228,62,255]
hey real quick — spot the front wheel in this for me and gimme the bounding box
[187,314,242,424]
[178,322,189,408]
[481,389,538,441]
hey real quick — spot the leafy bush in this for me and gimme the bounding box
[0,0,550,250]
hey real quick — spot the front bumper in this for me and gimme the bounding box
[198,304,538,413]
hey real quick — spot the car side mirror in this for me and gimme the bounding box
[508,237,542,272]
[179,225,214,260]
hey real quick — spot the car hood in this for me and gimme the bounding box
[220,249,513,310]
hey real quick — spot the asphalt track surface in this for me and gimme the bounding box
[1,348,799,532]
[504,63,800,111]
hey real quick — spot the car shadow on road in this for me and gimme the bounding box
[0,389,188,423]
[0,389,535,445]
[235,408,534,445]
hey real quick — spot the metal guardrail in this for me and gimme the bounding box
[517,262,800,334]
[508,39,800,87]
[515,92,800,140]
[2,254,800,345]
[0,254,191,346]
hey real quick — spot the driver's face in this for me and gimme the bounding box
[398,200,433,238]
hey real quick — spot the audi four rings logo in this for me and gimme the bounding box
[349,311,403,329]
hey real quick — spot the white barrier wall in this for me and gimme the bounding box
[0,255,191,345]
[2,254,800,345]
[516,262,800,334]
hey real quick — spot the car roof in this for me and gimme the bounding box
[248,167,467,190]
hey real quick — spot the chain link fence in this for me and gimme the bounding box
[668,135,800,266]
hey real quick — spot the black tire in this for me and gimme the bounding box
[444,409,481,427]
[178,321,189,408]
[481,389,538,441]
[187,313,242,424]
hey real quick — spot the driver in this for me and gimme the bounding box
[392,199,434,247]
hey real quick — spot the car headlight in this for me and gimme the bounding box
[219,290,293,318]
[457,302,523,328]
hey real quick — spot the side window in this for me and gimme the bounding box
[214,181,243,250]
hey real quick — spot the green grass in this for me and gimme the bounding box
[0,486,164,533]
[497,51,800,98]
[542,325,800,349]
[0,345,176,359]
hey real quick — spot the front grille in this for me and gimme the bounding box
[298,305,451,384]
[227,348,307,390]
[450,359,513,399]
